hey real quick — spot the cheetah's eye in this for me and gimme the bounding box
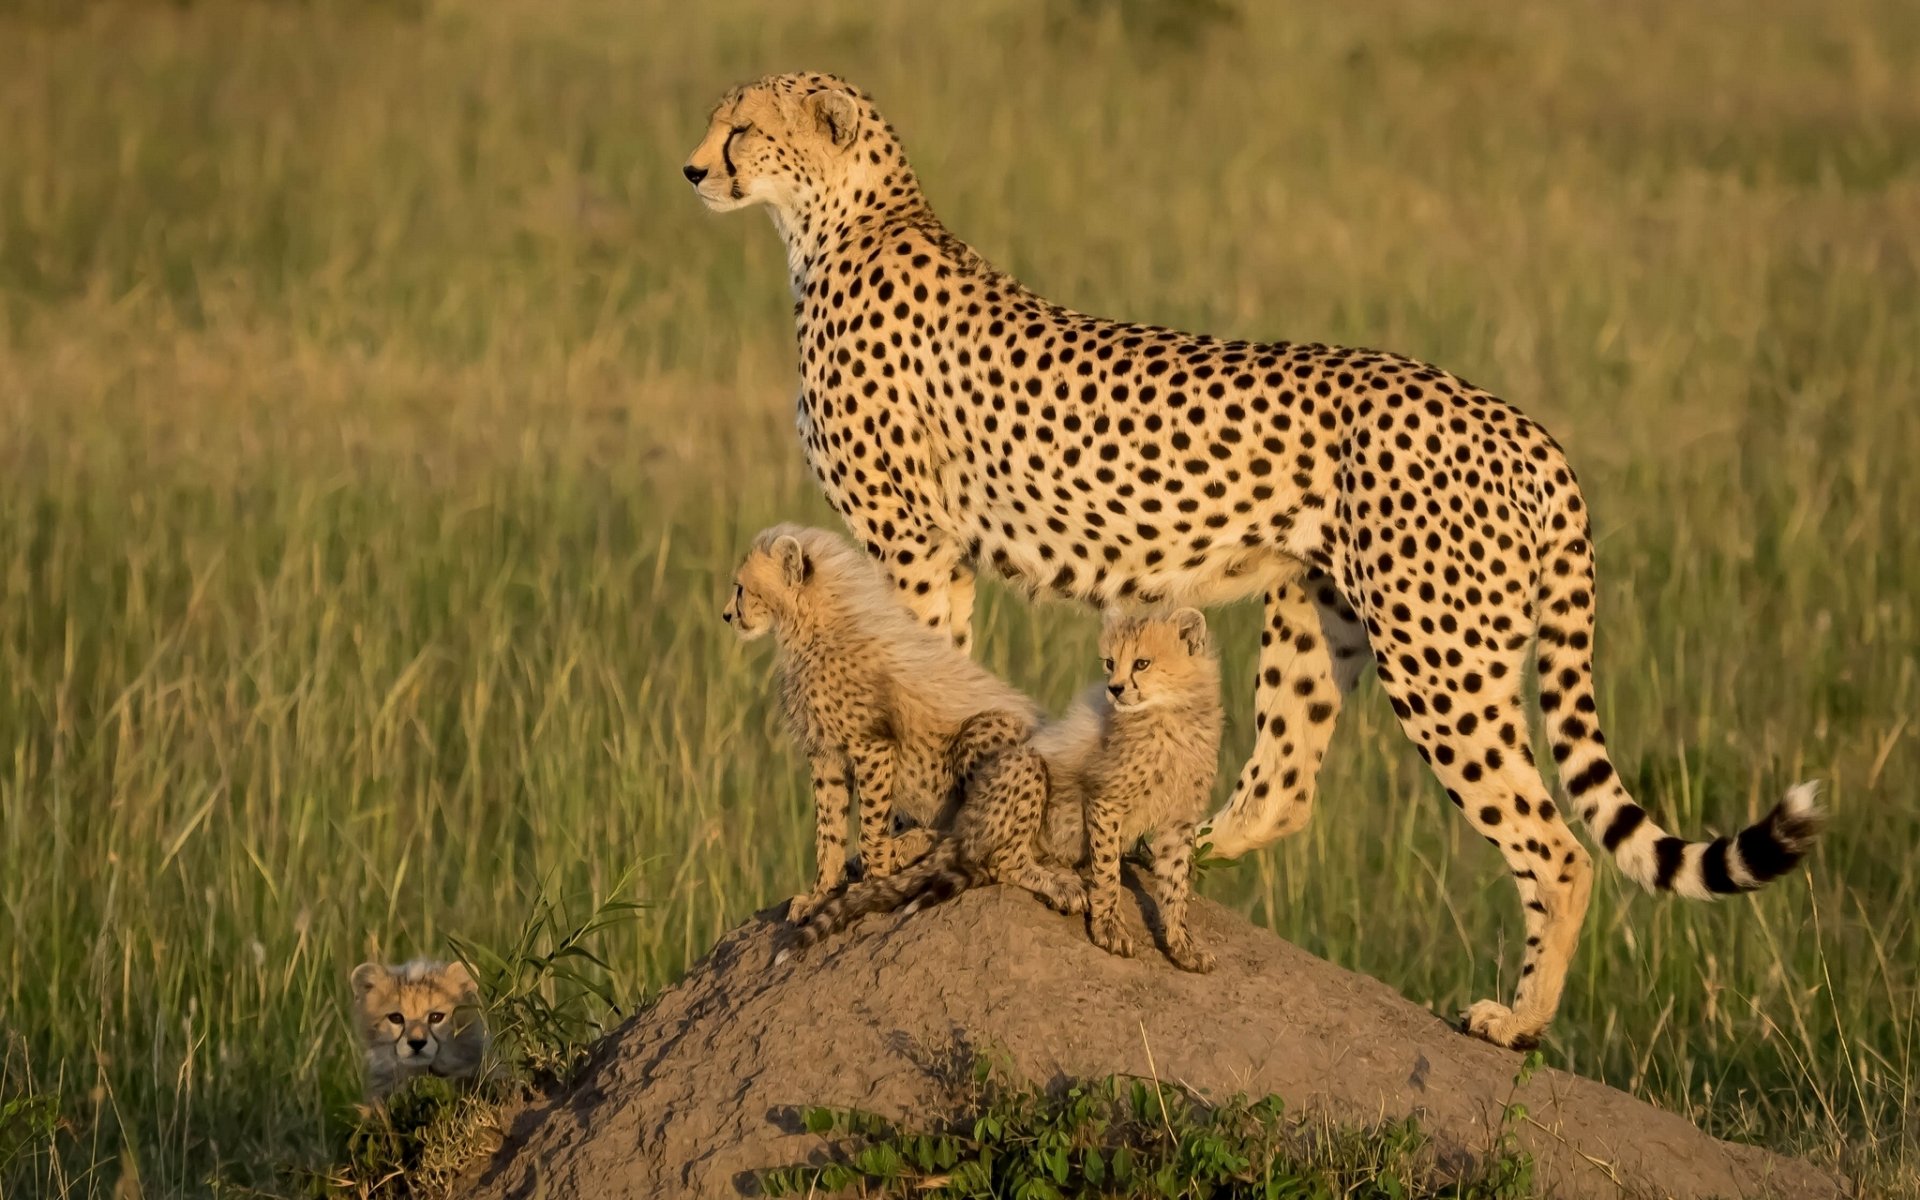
[1102,658,1114,672]
[1133,658,1151,672]
[385,1012,404,1026]
[427,1011,445,1025]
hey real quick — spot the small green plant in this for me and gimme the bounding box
[759,1058,1537,1199]
[0,1090,60,1177]
[308,1077,496,1198]
[449,874,645,1087]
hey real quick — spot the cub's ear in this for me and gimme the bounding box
[1171,607,1209,655]
[441,960,478,998]
[808,90,859,150]
[773,534,811,587]
[350,963,386,996]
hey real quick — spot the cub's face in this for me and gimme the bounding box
[350,961,480,1070]
[683,74,862,215]
[1100,608,1212,712]
[722,532,810,641]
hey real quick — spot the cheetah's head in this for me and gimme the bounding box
[683,73,901,218]
[349,960,482,1071]
[723,528,813,640]
[1100,608,1216,713]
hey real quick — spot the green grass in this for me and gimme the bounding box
[759,1055,1542,1199]
[1,0,1916,1194]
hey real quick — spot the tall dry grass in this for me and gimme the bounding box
[0,0,1915,1193]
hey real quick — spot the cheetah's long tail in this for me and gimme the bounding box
[1535,501,1826,899]
[787,839,979,950]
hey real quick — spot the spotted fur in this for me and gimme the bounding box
[787,609,1223,974]
[690,74,1826,1048]
[724,524,1038,921]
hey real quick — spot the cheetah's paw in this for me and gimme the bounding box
[1166,939,1215,974]
[786,892,825,924]
[1090,914,1135,960]
[1460,1000,1542,1051]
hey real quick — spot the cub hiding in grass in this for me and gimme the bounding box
[349,960,488,1103]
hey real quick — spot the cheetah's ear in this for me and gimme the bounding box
[1171,607,1209,655]
[772,534,811,587]
[440,960,478,999]
[350,963,386,996]
[807,90,859,150]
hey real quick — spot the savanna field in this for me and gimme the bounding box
[1,0,1917,1194]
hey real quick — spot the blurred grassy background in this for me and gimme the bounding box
[0,0,1916,1193]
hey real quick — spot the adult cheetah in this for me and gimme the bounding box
[684,72,1825,1049]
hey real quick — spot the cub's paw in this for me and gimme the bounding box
[891,828,938,867]
[1460,1000,1542,1051]
[1089,914,1135,960]
[1041,874,1089,915]
[1055,881,1090,916]
[1166,938,1215,974]
[786,892,826,924]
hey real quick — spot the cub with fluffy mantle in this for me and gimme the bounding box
[788,608,1224,973]
[349,960,488,1103]
[724,524,1039,920]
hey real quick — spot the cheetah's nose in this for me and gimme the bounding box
[407,1036,428,1052]
[682,164,708,185]
[1108,684,1125,698]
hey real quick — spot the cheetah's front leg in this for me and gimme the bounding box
[1084,793,1134,959]
[847,737,902,879]
[1144,822,1212,973]
[791,750,855,923]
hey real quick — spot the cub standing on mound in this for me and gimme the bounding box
[724,524,1040,921]
[789,608,1224,974]
[349,960,488,1103]
[685,73,1826,1049]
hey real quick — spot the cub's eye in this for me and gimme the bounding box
[1133,658,1151,672]
[427,1011,446,1025]
[385,1012,404,1026]
[1102,658,1114,672]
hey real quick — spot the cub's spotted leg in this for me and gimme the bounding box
[1375,648,1593,1050]
[961,748,1087,915]
[1204,573,1362,858]
[877,532,977,652]
[791,750,854,923]
[1144,821,1212,973]
[848,737,903,880]
[1085,790,1135,958]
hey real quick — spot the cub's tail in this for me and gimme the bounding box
[1535,496,1826,899]
[786,839,978,952]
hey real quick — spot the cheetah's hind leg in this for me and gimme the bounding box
[1204,576,1360,859]
[964,747,1088,916]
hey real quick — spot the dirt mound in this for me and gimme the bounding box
[469,879,1842,1199]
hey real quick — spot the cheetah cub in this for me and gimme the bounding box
[724,524,1039,921]
[1078,609,1225,971]
[789,608,1224,973]
[349,960,488,1103]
